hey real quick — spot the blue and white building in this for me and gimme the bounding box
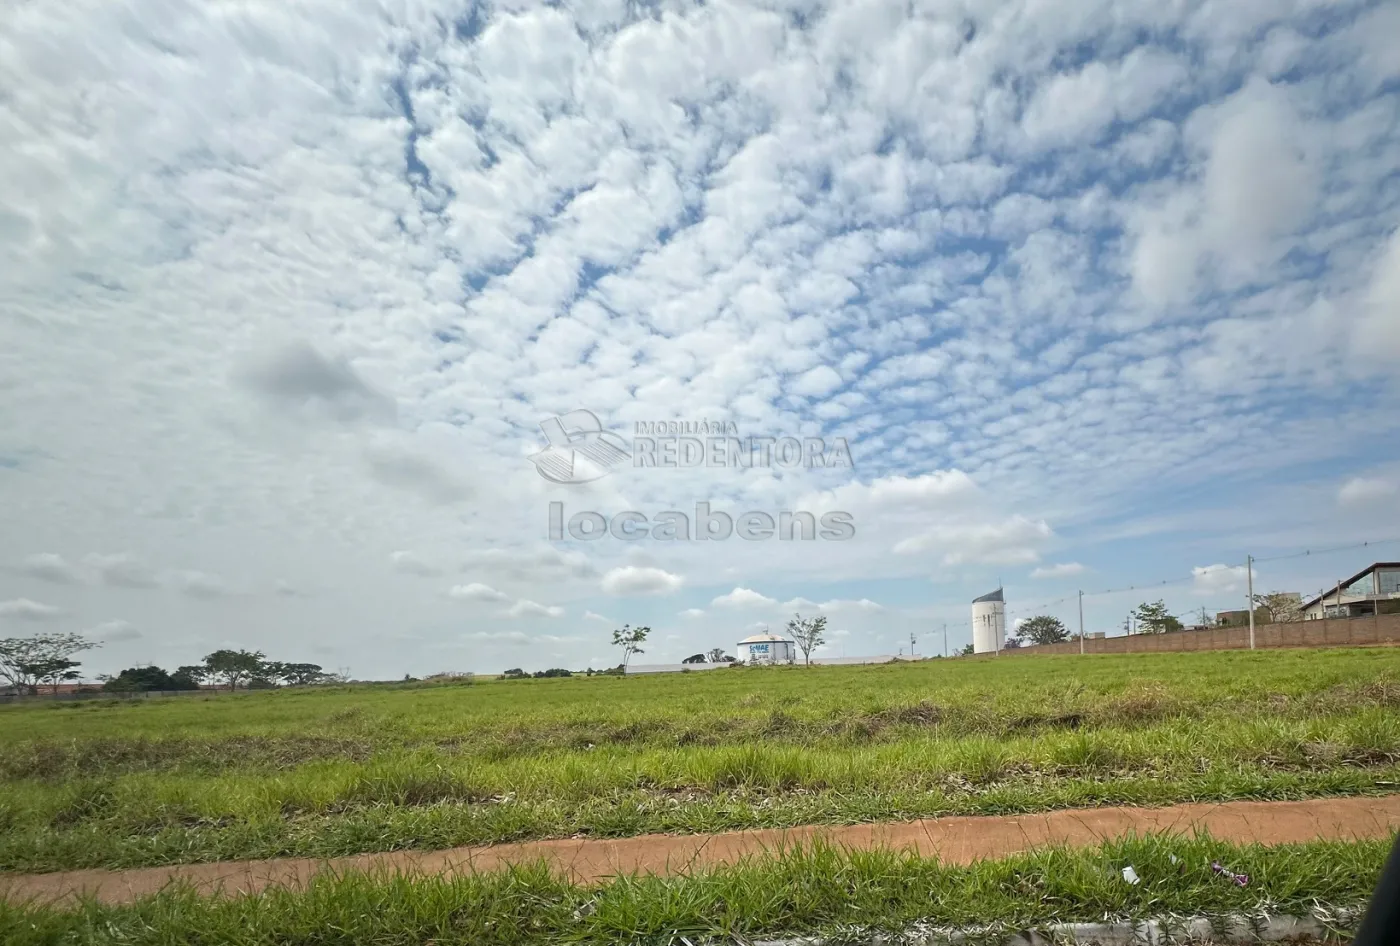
[736,633,796,665]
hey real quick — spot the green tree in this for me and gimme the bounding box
[0,633,100,695]
[1133,600,1183,634]
[202,649,266,691]
[1003,636,1023,649]
[786,613,827,666]
[1017,615,1070,645]
[277,662,328,686]
[20,657,82,693]
[958,643,975,656]
[610,624,650,671]
[172,665,207,688]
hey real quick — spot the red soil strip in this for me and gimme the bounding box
[4,795,1399,906]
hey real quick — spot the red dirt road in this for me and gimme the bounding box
[4,795,1399,906]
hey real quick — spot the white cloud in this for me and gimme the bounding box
[583,610,612,622]
[235,339,396,426]
[505,599,565,619]
[172,570,228,599]
[448,583,510,603]
[711,587,777,608]
[894,516,1053,565]
[679,608,706,618]
[1193,564,1250,595]
[84,554,158,589]
[1337,477,1398,507]
[390,551,442,577]
[460,548,597,581]
[601,565,684,596]
[87,619,141,642]
[1030,562,1086,579]
[20,553,81,584]
[1131,78,1320,305]
[0,598,61,621]
[789,365,843,397]
[781,597,883,614]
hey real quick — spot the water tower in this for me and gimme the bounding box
[971,588,1005,654]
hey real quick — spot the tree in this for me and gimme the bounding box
[1017,615,1070,645]
[0,633,100,695]
[959,643,975,656]
[1253,592,1303,624]
[201,649,266,691]
[610,624,650,671]
[1133,600,1183,635]
[102,666,197,694]
[786,613,827,666]
[1003,636,1022,649]
[172,665,207,688]
[275,662,328,686]
[706,647,732,663]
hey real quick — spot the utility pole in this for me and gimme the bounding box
[910,632,916,657]
[943,623,948,658]
[1078,590,1085,655]
[1246,554,1255,650]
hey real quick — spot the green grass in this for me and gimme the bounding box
[0,836,1389,945]
[3,649,1400,872]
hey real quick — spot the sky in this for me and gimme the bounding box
[1,0,1398,678]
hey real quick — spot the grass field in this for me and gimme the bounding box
[2,648,1399,874]
[0,836,1389,945]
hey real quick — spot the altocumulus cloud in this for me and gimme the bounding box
[3,0,1399,676]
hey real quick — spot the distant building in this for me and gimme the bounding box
[1301,563,1400,619]
[736,633,795,665]
[971,588,1006,654]
[1215,608,1269,628]
[1218,592,1300,627]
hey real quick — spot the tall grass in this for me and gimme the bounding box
[1,836,1390,945]
[3,649,1399,872]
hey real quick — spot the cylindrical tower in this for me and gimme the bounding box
[971,588,1005,654]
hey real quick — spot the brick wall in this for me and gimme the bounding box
[1006,612,1400,656]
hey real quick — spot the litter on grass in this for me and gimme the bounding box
[1121,866,1140,885]
[1212,861,1250,886]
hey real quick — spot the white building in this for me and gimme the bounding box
[1300,562,1400,619]
[736,633,796,665]
[971,588,1006,654]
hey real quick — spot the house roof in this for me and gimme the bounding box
[738,634,792,643]
[972,588,1004,604]
[1299,562,1400,610]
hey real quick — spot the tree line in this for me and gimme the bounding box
[0,632,336,695]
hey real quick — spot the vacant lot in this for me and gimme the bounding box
[2,649,1399,873]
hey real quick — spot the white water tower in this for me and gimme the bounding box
[971,588,1005,654]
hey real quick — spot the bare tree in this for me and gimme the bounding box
[1253,592,1303,624]
[786,613,827,666]
[705,647,730,663]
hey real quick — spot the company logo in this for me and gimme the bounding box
[529,409,853,485]
[527,409,632,485]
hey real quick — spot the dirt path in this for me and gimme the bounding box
[4,795,1399,906]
